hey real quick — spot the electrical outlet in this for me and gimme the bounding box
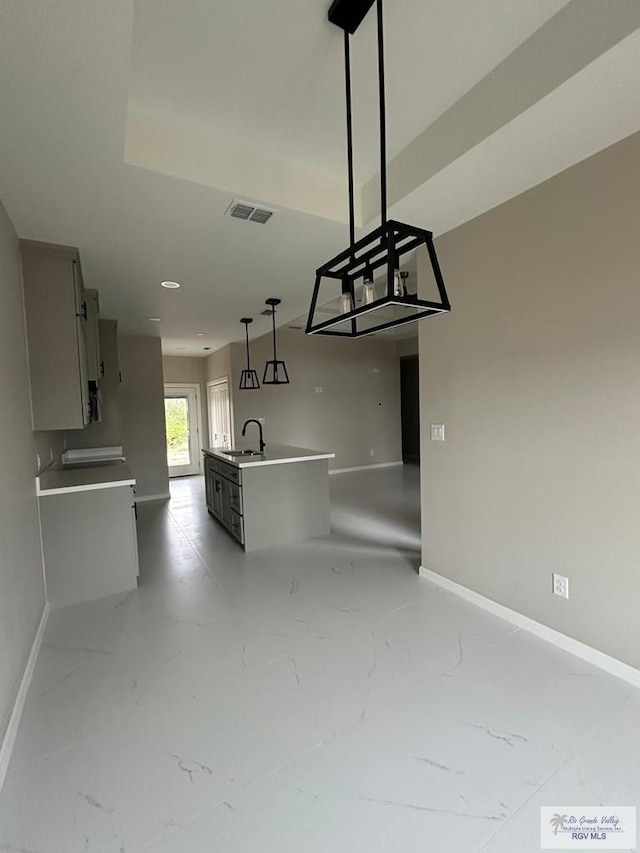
[315,386,323,394]
[430,423,445,441]
[552,573,569,599]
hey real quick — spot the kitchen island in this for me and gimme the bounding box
[203,443,335,551]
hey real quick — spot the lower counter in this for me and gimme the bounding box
[203,452,331,552]
[39,483,139,609]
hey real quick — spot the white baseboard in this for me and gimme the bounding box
[0,601,49,793]
[134,492,171,503]
[419,567,640,688]
[330,461,403,475]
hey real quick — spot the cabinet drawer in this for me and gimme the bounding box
[204,455,219,473]
[219,461,241,484]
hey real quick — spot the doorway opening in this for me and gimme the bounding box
[400,355,420,464]
[207,377,233,449]
[164,384,202,477]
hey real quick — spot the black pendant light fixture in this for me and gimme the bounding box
[262,298,290,385]
[306,0,451,338]
[239,318,260,390]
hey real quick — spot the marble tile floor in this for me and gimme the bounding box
[0,465,637,852]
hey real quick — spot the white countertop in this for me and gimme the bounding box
[203,443,335,469]
[36,461,136,496]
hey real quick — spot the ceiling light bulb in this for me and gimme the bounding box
[161,280,181,289]
[340,291,354,314]
[147,317,161,322]
[393,269,403,297]
[195,332,205,337]
[362,271,375,306]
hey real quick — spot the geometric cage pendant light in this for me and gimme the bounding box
[239,317,260,390]
[262,298,290,385]
[306,0,451,338]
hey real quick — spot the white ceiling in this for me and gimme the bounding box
[1,0,639,356]
[128,0,568,187]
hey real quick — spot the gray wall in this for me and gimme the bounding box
[228,329,402,470]
[420,131,640,669]
[397,337,418,358]
[205,344,232,385]
[0,200,46,746]
[119,335,169,499]
[162,355,208,450]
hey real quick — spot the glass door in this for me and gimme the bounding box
[164,385,201,477]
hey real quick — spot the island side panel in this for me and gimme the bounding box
[241,459,330,552]
[39,484,139,609]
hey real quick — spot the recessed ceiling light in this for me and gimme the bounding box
[147,317,161,322]
[195,332,205,337]
[161,280,181,289]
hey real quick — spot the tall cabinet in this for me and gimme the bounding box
[21,240,100,431]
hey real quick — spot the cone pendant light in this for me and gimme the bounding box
[239,318,260,390]
[262,298,290,385]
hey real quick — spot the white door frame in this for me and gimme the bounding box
[207,377,234,448]
[164,383,203,477]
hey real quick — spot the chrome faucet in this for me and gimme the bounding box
[241,419,265,452]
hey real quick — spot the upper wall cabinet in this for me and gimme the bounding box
[21,240,100,431]
[83,289,101,384]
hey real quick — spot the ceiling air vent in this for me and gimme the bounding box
[226,199,276,224]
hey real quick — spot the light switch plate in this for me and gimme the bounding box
[430,424,445,441]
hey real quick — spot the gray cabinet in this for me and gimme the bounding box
[205,456,214,512]
[204,455,244,545]
[83,289,101,383]
[21,240,99,431]
[63,319,121,450]
[203,452,331,552]
[213,473,224,521]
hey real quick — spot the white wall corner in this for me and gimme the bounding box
[0,601,49,794]
[419,566,640,689]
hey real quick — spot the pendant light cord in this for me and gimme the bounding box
[344,30,356,254]
[271,306,278,361]
[245,323,251,370]
[377,0,387,229]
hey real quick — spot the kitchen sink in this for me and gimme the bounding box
[224,449,261,457]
